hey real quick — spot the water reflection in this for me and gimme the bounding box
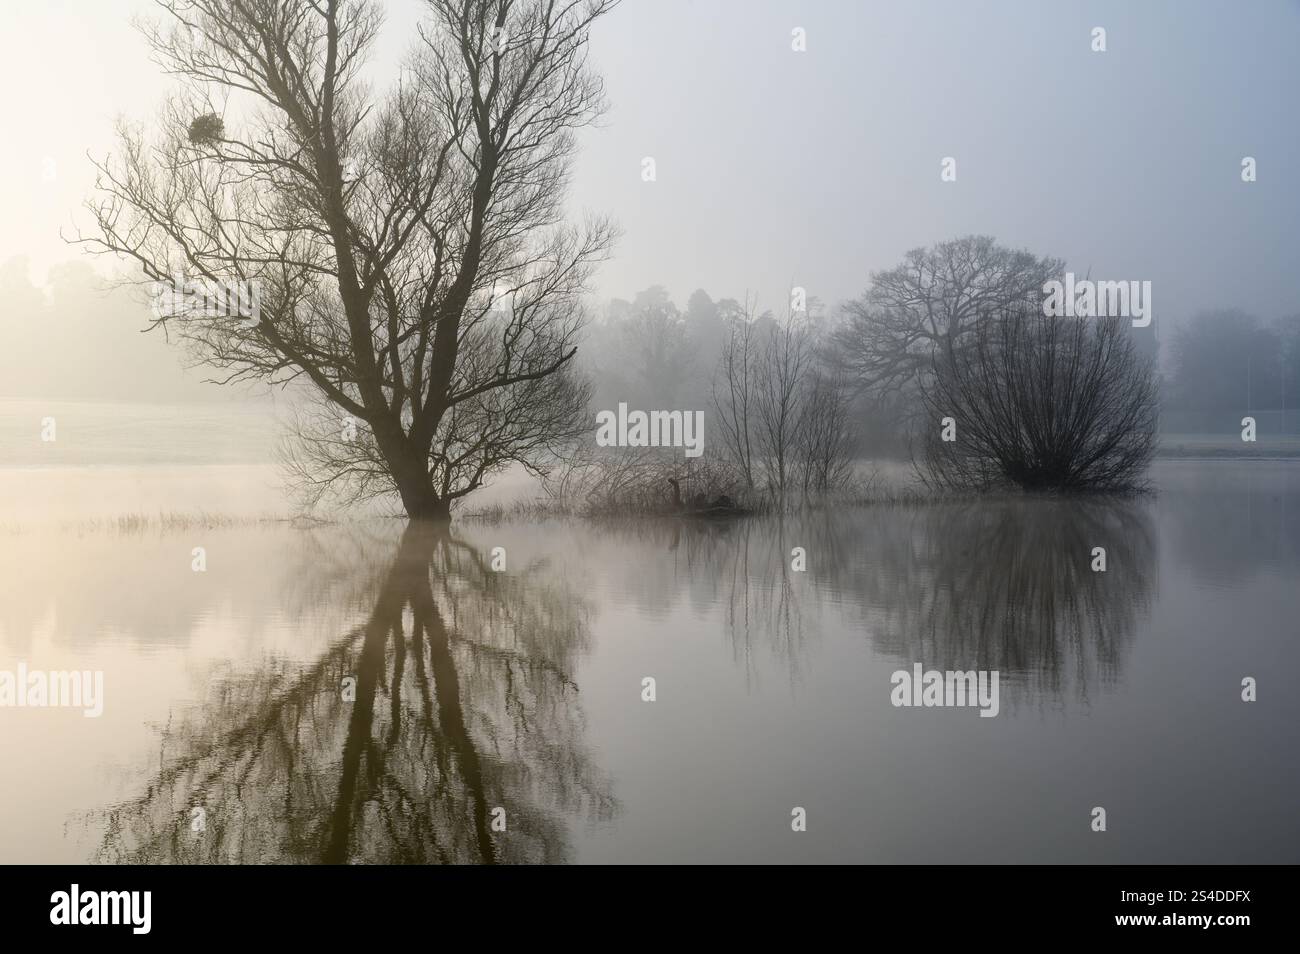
[589,516,818,677]
[1161,461,1300,584]
[85,495,1158,863]
[864,498,1158,704]
[581,494,1157,703]
[94,522,616,864]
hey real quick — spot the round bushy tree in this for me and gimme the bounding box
[918,306,1158,492]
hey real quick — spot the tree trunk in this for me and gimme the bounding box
[387,442,450,520]
[402,492,451,521]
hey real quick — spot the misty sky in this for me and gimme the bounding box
[2,0,1297,387]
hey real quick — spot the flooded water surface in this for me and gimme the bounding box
[1,449,1297,863]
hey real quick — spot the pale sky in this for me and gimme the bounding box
[2,0,1298,326]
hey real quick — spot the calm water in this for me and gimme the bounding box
[0,403,1296,862]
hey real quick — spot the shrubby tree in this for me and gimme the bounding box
[918,306,1158,492]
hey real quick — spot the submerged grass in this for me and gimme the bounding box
[69,512,297,536]
[0,511,324,536]
[459,473,1155,526]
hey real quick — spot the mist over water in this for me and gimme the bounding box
[1,454,1295,863]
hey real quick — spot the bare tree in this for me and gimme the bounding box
[754,315,812,496]
[918,306,1159,492]
[712,300,855,500]
[710,295,761,490]
[828,235,1063,396]
[794,369,855,494]
[75,0,619,519]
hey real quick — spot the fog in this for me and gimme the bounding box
[1,0,1297,401]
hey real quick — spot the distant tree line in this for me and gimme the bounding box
[1167,309,1300,414]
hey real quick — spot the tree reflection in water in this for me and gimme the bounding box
[863,497,1158,705]
[598,495,1156,705]
[95,521,616,864]
[91,497,1157,861]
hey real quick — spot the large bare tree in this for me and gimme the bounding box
[77,0,619,518]
[828,235,1063,396]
